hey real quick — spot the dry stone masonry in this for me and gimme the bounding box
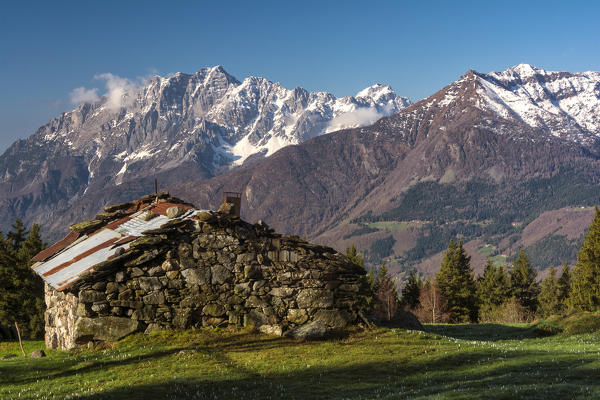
[43,196,369,349]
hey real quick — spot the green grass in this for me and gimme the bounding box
[533,311,600,336]
[477,244,495,256]
[489,254,507,266]
[3,324,600,399]
[367,221,426,232]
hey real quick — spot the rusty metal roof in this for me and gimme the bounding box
[32,201,203,291]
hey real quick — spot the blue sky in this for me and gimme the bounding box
[1,0,599,151]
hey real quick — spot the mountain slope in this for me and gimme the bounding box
[0,66,409,234]
[171,64,600,275]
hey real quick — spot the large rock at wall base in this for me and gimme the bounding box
[202,303,226,317]
[288,320,328,340]
[173,308,192,329]
[259,325,283,336]
[144,323,168,334]
[244,310,267,328]
[313,309,353,328]
[287,309,309,325]
[73,317,140,344]
[296,289,334,309]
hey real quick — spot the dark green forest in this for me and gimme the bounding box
[0,221,45,339]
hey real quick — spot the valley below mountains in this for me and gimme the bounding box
[4,64,600,279]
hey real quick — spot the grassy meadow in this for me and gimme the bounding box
[2,322,600,399]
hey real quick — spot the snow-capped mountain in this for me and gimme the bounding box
[0,66,409,234]
[171,64,600,276]
[382,64,600,149]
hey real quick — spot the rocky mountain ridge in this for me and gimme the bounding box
[170,64,600,275]
[0,66,409,233]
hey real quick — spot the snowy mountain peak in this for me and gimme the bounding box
[356,84,394,99]
[472,65,600,145]
[1,66,410,200]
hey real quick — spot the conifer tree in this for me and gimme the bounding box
[376,261,388,285]
[435,239,478,322]
[375,263,400,321]
[557,263,571,310]
[538,266,561,317]
[366,267,377,293]
[401,269,422,310]
[477,258,511,321]
[345,245,364,268]
[509,250,539,314]
[570,206,600,311]
[0,221,46,338]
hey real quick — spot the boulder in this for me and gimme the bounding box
[313,309,352,328]
[144,323,167,334]
[244,310,267,327]
[202,303,226,317]
[289,320,328,340]
[167,205,185,219]
[259,324,283,336]
[287,309,309,325]
[30,350,46,358]
[73,317,140,344]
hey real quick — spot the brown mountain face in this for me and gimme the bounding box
[171,69,600,278]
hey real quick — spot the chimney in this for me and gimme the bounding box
[221,192,242,217]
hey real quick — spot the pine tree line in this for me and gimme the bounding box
[0,220,46,339]
[348,204,600,324]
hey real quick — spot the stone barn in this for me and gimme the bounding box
[31,193,369,350]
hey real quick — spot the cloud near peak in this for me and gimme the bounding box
[69,73,149,110]
[326,104,392,133]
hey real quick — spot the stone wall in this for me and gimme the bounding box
[46,212,369,349]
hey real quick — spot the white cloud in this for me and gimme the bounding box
[69,87,100,105]
[326,107,385,133]
[94,73,141,111]
[68,73,149,111]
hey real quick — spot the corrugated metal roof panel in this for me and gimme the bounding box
[32,203,207,291]
[31,231,80,262]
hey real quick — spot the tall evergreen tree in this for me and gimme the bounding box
[435,239,478,322]
[366,267,377,294]
[375,263,400,321]
[401,269,422,310]
[0,221,46,338]
[538,266,561,317]
[557,263,571,311]
[570,206,600,311]
[345,245,364,268]
[509,250,539,314]
[477,258,511,321]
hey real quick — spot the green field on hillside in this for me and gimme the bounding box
[367,221,427,232]
[2,324,600,399]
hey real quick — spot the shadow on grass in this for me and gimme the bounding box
[0,332,311,386]
[423,323,536,341]
[72,348,600,400]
